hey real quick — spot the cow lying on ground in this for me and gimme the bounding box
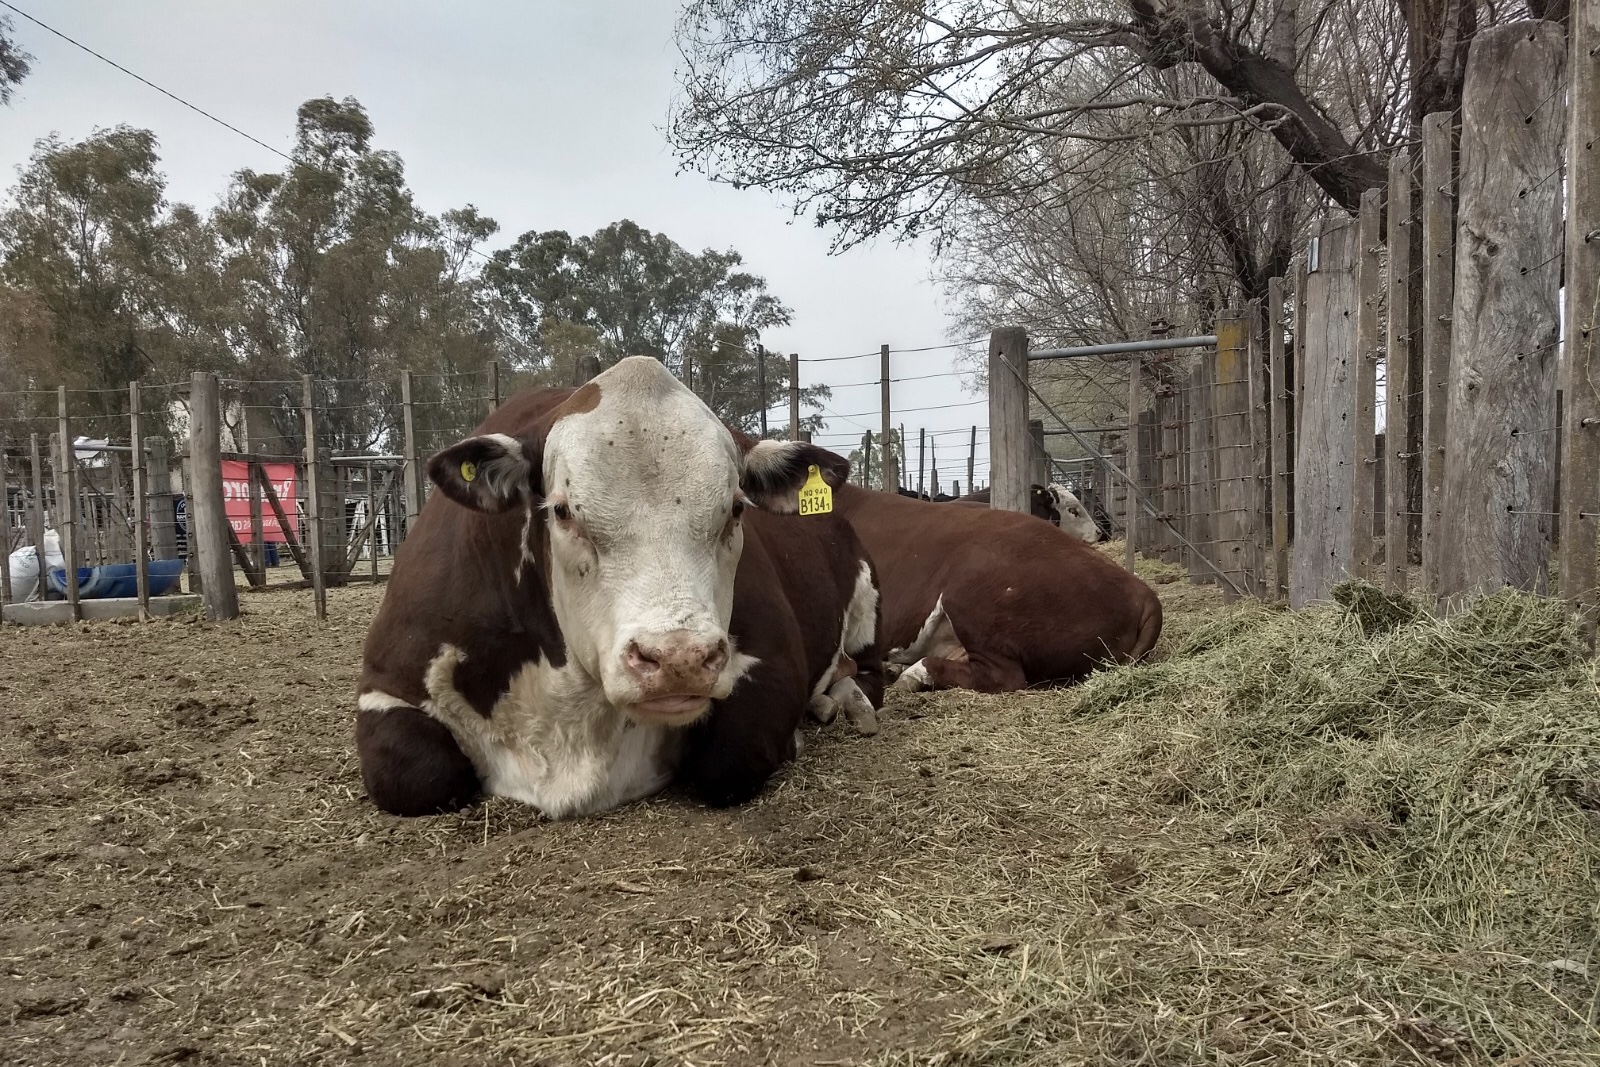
[354,357,884,818]
[827,477,1161,693]
[952,484,1061,525]
[954,483,1104,543]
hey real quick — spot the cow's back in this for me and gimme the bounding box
[836,486,1159,685]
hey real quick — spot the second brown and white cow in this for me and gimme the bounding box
[953,483,1102,543]
[830,479,1162,693]
[354,357,883,818]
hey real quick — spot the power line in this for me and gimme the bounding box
[0,1,293,164]
[0,2,499,267]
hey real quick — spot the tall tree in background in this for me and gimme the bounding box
[0,126,219,433]
[669,0,1523,342]
[212,97,500,451]
[485,219,828,433]
[0,14,31,105]
[847,426,902,489]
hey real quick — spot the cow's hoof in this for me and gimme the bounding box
[833,679,881,735]
[844,703,880,736]
[883,661,907,682]
[806,694,838,724]
[889,662,932,694]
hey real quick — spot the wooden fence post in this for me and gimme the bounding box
[0,437,11,604]
[918,427,927,497]
[1212,310,1253,599]
[1291,218,1359,608]
[1268,277,1292,599]
[247,446,266,588]
[130,382,150,619]
[1125,357,1142,572]
[26,433,45,585]
[1420,111,1457,593]
[967,425,976,498]
[880,345,897,492]
[188,372,240,621]
[1385,150,1415,591]
[401,370,422,531]
[366,461,380,580]
[487,359,500,414]
[302,375,327,619]
[1352,188,1383,581]
[1190,357,1219,585]
[1028,419,1047,487]
[987,327,1030,514]
[757,344,769,438]
[788,353,800,439]
[1561,0,1600,638]
[145,436,178,563]
[1246,302,1270,596]
[1439,24,1566,603]
[55,391,81,619]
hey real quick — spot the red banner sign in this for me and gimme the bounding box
[220,460,298,540]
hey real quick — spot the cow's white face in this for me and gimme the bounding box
[540,359,750,723]
[428,357,847,727]
[1047,483,1100,543]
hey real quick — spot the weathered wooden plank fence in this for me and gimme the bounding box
[985,15,1596,627]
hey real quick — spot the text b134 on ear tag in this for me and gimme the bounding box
[798,464,833,516]
[460,460,477,483]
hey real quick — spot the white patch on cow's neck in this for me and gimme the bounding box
[357,689,408,712]
[514,502,539,584]
[841,560,877,658]
[419,644,682,818]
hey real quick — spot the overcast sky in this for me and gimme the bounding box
[0,0,996,489]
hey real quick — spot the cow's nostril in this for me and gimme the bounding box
[703,642,729,675]
[625,642,661,674]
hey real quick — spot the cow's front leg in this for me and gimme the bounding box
[828,676,880,735]
[354,704,481,816]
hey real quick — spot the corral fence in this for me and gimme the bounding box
[0,365,500,621]
[988,17,1598,625]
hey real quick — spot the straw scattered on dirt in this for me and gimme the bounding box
[3,551,1598,1065]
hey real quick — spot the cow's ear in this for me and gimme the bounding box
[737,438,851,513]
[426,432,543,513]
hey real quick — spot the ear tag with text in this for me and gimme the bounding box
[798,464,833,516]
[460,460,478,483]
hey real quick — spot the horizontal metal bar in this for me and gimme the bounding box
[1028,335,1218,360]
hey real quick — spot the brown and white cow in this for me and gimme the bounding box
[827,480,1162,693]
[354,357,883,818]
[951,484,1060,525]
[951,483,1102,543]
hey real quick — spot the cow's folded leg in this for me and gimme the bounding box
[807,692,839,724]
[889,659,935,693]
[355,707,481,816]
[923,654,1027,693]
[829,677,880,735]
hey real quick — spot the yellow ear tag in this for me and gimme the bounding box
[460,460,477,483]
[797,464,833,516]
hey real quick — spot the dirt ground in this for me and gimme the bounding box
[0,562,1239,1067]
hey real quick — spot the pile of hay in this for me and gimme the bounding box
[824,581,1600,1064]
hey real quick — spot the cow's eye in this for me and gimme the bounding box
[731,500,746,521]
[552,503,572,522]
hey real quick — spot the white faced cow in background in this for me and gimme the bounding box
[355,357,883,818]
[1044,483,1105,544]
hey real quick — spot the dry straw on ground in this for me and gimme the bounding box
[4,550,1599,1065]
